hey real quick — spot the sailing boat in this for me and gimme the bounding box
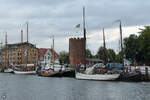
[3,32,14,73]
[75,7,120,81]
[39,36,63,77]
[14,23,36,75]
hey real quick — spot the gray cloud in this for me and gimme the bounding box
[0,0,150,53]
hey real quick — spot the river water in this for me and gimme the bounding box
[0,73,150,100]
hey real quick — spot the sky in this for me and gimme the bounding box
[0,0,150,54]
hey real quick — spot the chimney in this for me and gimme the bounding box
[5,32,7,45]
[27,22,29,43]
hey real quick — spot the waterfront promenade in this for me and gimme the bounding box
[0,73,150,100]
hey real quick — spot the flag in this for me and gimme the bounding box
[75,24,80,28]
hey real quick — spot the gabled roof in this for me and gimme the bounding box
[38,48,59,59]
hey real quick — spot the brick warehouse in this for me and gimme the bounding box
[1,42,38,68]
[69,38,85,67]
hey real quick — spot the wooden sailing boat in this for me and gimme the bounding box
[39,36,63,77]
[14,23,36,75]
[3,32,14,73]
[75,7,120,81]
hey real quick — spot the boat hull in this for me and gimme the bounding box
[4,68,14,73]
[76,73,120,81]
[14,70,36,75]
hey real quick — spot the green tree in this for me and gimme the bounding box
[115,52,123,63]
[59,51,69,64]
[123,34,139,63]
[123,26,150,65]
[96,46,116,63]
[96,47,106,62]
[86,49,93,58]
[107,49,116,62]
[138,26,150,64]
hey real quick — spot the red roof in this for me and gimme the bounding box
[38,48,59,60]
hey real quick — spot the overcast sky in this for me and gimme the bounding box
[0,0,150,54]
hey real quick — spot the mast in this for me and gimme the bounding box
[103,28,107,64]
[5,32,7,69]
[52,35,55,64]
[21,30,23,64]
[83,6,86,65]
[50,35,55,66]
[103,28,106,50]
[27,22,29,43]
[119,20,123,53]
[26,22,29,68]
[83,6,86,40]
[119,20,124,65]
[5,32,7,45]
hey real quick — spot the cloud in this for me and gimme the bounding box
[0,0,150,54]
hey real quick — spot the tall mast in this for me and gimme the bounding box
[21,30,23,64]
[119,20,123,53]
[83,6,86,65]
[53,35,55,63]
[103,28,106,50]
[83,6,86,40]
[118,20,124,65]
[103,28,107,64]
[5,32,7,69]
[27,22,29,43]
[50,35,55,65]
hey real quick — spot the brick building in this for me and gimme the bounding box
[1,42,38,68]
[69,38,85,67]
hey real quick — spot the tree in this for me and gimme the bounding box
[123,34,139,63]
[86,49,92,58]
[138,26,150,64]
[107,49,116,62]
[115,52,123,63]
[123,26,150,65]
[96,47,106,62]
[59,51,69,64]
[96,46,116,63]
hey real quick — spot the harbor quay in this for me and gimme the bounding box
[0,39,150,81]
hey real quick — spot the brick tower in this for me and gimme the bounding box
[69,38,85,67]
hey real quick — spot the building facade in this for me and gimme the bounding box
[1,42,38,68]
[38,48,59,65]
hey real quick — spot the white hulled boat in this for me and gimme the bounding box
[75,64,120,81]
[13,70,36,75]
[13,64,36,75]
[76,72,120,81]
[4,68,14,73]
